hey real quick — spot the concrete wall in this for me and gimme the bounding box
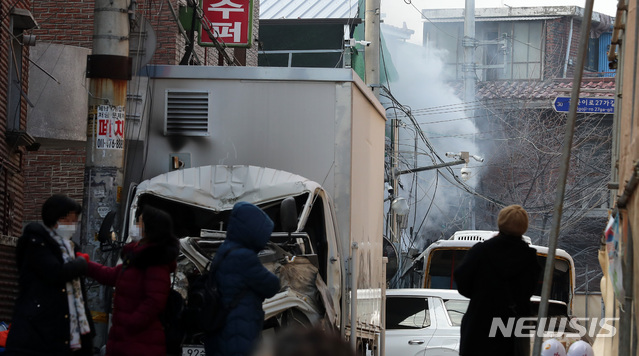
[598,0,639,355]
[573,293,604,334]
[27,43,90,142]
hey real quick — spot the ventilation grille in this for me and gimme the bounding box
[450,231,532,244]
[453,234,487,242]
[165,90,209,136]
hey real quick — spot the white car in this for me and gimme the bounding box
[385,289,469,356]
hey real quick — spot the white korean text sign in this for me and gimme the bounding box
[96,105,124,150]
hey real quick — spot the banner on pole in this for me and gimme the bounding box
[96,105,124,150]
[604,214,624,302]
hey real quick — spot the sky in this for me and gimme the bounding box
[381,0,620,44]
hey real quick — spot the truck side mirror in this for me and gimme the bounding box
[280,197,297,233]
[98,211,117,244]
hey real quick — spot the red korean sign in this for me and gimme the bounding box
[199,0,253,48]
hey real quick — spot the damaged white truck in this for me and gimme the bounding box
[107,66,388,355]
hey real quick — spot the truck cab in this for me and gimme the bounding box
[406,230,575,316]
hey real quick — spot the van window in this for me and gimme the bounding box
[534,256,571,305]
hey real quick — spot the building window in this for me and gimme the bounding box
[587,32,616,77]
[508,21,543,80]
[258,23,346,68]
[425,20,544,81]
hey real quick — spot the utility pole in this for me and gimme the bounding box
[531,0,593,354]
[463,0,476,105]
[82,0,131,345]
[365,0,380,97]
[463,0,476,229]
[365,0,396,246]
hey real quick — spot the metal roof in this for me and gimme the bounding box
[426,16,560,23]
[422,6,613,24]
[260,0,359,20]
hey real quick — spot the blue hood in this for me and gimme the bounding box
[226,202,274,251]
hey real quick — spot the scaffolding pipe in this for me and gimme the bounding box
[350,243,359,353]
[608,0,627,63]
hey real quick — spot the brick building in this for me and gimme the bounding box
[23,0,260,226]
[0,0,260,325]
[0,0,38,323]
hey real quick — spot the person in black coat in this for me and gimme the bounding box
[203,202,280,356]
[6,194,94,356]
[454,205,541,356]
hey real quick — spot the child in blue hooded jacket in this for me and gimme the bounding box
[204,201,280,356]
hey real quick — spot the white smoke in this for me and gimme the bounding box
[380,27,481,253]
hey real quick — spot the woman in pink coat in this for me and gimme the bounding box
[83,206,179,356]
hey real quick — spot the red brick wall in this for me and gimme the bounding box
[30,0,182,62]
[544,17,587,79]
[1,0,33,323]
[31,0,94,48]
[23,148,86,223]
[544,18,570,79]
[139,0,181,65]
[1,0,30,237]
[0,241,19,323]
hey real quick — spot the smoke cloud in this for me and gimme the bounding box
[380,27,481,253]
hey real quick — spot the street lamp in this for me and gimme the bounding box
[391,196,409,216]
[385,183,410,243]
[460,166,472,181]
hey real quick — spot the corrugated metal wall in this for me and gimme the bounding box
[599,32,616,77]
[0,236,18,323]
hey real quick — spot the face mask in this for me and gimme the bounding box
[129,224,142,242]
[56,223,76,240]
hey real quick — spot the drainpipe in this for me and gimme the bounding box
[563,18,574,78]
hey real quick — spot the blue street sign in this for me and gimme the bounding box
[553,97,615,114]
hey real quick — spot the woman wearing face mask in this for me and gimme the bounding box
[81,205,179,356]
[6,194,94,356]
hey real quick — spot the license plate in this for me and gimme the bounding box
[182,345,206,356]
